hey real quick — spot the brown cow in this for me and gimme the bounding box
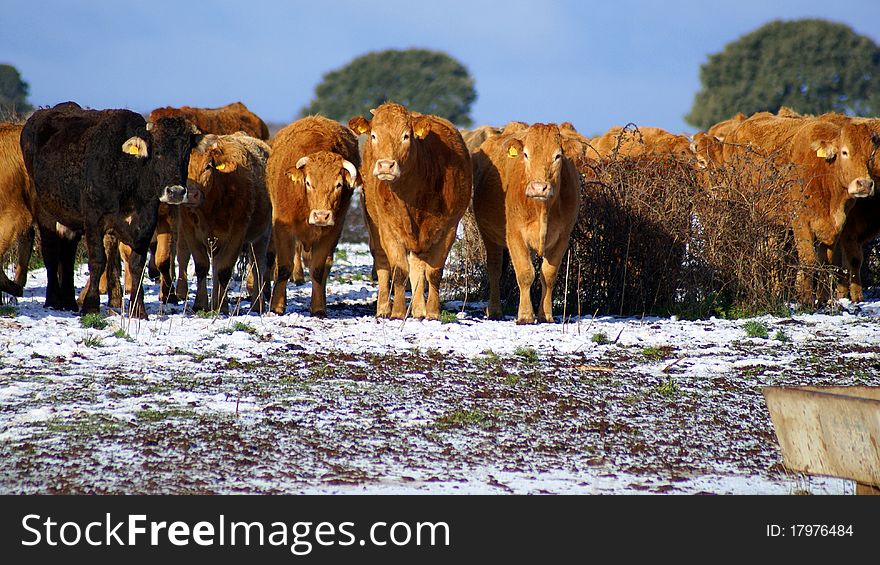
[472,123,581,324]
[266,116,360,316]
[0,123,36,296]
[817,114,880,302]
[724,113,877,303]
[707,112,747,142]
[588,126,694,160]
[349,102,472,320]
[460,125,501,153]
[178,132,272,314]
[147,102,270,304]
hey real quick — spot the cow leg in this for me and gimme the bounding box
[212,245,241,316]
[154,209,176,304]
[422,228,458,320]
[248,234,271,314]
[38,225,64,309]
[147,237,160,281]
[407,255,427,320]
[12,226,34,295]
[308,239,335,318]
[189,239,210,313]
[537,239,568,323]
[389,258,409,320]
[793,222,818,306]
[507,233,536,324]
[270,229,295,315]
[57,234,80,312]
[80,227,108,315]
[483,238,504,320]
[837,228,863,303]
[292,241,306,285]
[175,235,191,303]
[104,236,123,311]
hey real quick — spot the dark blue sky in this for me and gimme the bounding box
[3,0,879,135]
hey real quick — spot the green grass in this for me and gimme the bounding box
[656,377,681,398]
[641,346,666,361]
[196,310,218,319]
[0,306,16,318]
[513,345,539,363]
[591,332,609,345]
[773,329,789,342]
[112,328,134,342]
[82,334,104,347]
[219,321,257,335]
[743,320,769,339]
[440,310,458,324]
[334,248,349,262]
[436,409,497,429]
[80,313,108,330]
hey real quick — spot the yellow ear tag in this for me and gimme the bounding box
[816,147,828,158]
[128,145,140,156]
[357,125,368,134]
[414,126,426,138]
[215,163,226,171]
[507,146,519,157]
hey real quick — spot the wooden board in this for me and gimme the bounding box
[763,386,880,487]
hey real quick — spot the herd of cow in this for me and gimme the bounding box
[0,100,878,325]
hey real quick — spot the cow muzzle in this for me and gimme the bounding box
[160,184,193,205]
[372,159,400,182]
[848,178,875,198]
[525,181,554,201]
[309,209,335,227]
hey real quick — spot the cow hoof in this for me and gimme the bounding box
[162,294,179,305]
[515,317,536,325]
[293,277,306,286]
[311,310,326,318]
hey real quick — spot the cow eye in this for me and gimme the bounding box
[305,180,312,190]
[523,151,529,160]
[402,132,410,141]
[336,182,343,190]
[371,133,377,142]
[842,149,849,157]
[554,153,561,161]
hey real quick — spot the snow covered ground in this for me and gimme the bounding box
[1,242,877,494]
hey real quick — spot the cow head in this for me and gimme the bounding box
[187,133,253,203]
[349,103,430,184]
[504,123,565,202]
[812,122,875,198]
[286,151,359,227]
[135,117,203,205]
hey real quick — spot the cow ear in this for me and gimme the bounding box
[286,166,305,184]
[195,134,218,154]
[342,159,360,187]
[504,138,524,158]
[811,140,837,161]
[122,136,149,158]
[348,116,371,135]
[412,116,431,139]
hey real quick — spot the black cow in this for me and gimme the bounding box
[20,102,202,318]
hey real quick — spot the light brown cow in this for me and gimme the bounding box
[147,102,271,304]
[178,132,272,314]
[707,112,747,142]
[0,123,36,296]
[724,113,877,302]
[815,114,880,302]
[472,123,581,324]
[460,125,501,153]
[588,126,694,160]
[266,116,360,316]
[349,102,472,320]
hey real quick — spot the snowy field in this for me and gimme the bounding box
[1,242,878,494]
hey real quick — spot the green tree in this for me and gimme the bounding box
[301,49,477,126]
[686,19,880,130]
[0,64,33,121]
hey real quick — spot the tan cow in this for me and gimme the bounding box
[460,125,501,153]
[266,116,360,316]
[472,123,581,324]
[0,123,36,296]
[349,102,472,320]
[724,113,877,303]
[178,132,272,314]
[588,126,694,160]
[707,112,747,142]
